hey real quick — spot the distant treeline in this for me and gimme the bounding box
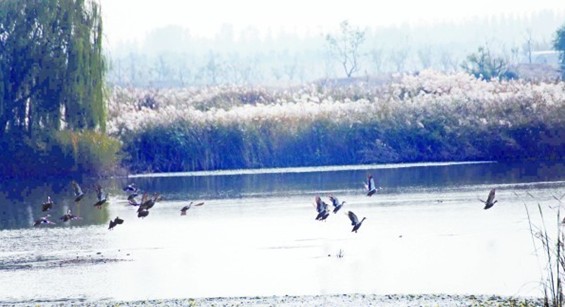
[107,10,565,87]
[108,71,564,174]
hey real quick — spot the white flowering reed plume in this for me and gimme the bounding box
[109,70,564,137]
[107,70,565,172]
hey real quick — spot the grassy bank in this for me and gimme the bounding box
[108,70,565,173]
[0,130,121,179]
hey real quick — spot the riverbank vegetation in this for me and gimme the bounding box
[2,2,564,178]
[523,194,565,307]
[108,70,565,173]
[0,130,119,178]
[0,0,118,178]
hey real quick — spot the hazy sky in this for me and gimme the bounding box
[100,0,565,46]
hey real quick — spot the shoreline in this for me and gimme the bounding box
[4,293,544,306]
[126,160,495,178]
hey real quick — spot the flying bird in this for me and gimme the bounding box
[34,214,56,227]
[180,201,205,216]
[123,183,138,193]
[41,196,54,212]
[127,197,140,207]
[138,192,160,211]
[93,184,107,209]
[127,192,139,201]
[364,175,380,196]
[347,211,366,233]
[72,181,85,202]
[60,209,81,222]
[314,196,330,221]
[108,217,124,230]
[137,208,150,218]
[329,195,345,214]
[133,193,161,218]
[124,183,140,201]
[480,188,497,210]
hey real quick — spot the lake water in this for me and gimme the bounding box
[1,161,564,304]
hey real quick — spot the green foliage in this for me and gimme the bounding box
[55,130,121,175]
[462,47,517,81]
[0,0,111,178]
[0,130,120,178]
[554,23,565,79]
[0,0,107,136]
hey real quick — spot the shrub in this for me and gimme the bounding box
[462,46,517,81]
[54,130,121,176]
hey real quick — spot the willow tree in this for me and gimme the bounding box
[0,0,106,138]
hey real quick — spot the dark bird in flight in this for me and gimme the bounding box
[329,195,345,214]
[93,184,107,209]
[127,197,140,207]
[60,209,81,222]
[137,208,149,218]
[347,211,366,233]
[180,201,205,216]
[123,183,138,193]
[314,196,330,221]
[138,192,160,211]
[364,175,380,196]
[480,188,497,210]
[127,192,139,201]
[72,181,85,202]
[41,196,54,212]
[34,214,56,227]
[124,183,140,201]
[108,217,124,230]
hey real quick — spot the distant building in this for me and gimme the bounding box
[511,50,561,82]
[512,63,561,82]
[531,50,559,67]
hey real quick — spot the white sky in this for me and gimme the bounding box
[100,0,565,46]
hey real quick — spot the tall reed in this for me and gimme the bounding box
[108,70,565,173]
[524,194,565,307]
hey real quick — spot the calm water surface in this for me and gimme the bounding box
[0,161,564,304]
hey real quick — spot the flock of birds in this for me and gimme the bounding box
[33,174,499,233]
[312,174,498,233]
[33,181,94,226]
[33,181,206,229]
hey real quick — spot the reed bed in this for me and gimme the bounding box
[107,70,565,173]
